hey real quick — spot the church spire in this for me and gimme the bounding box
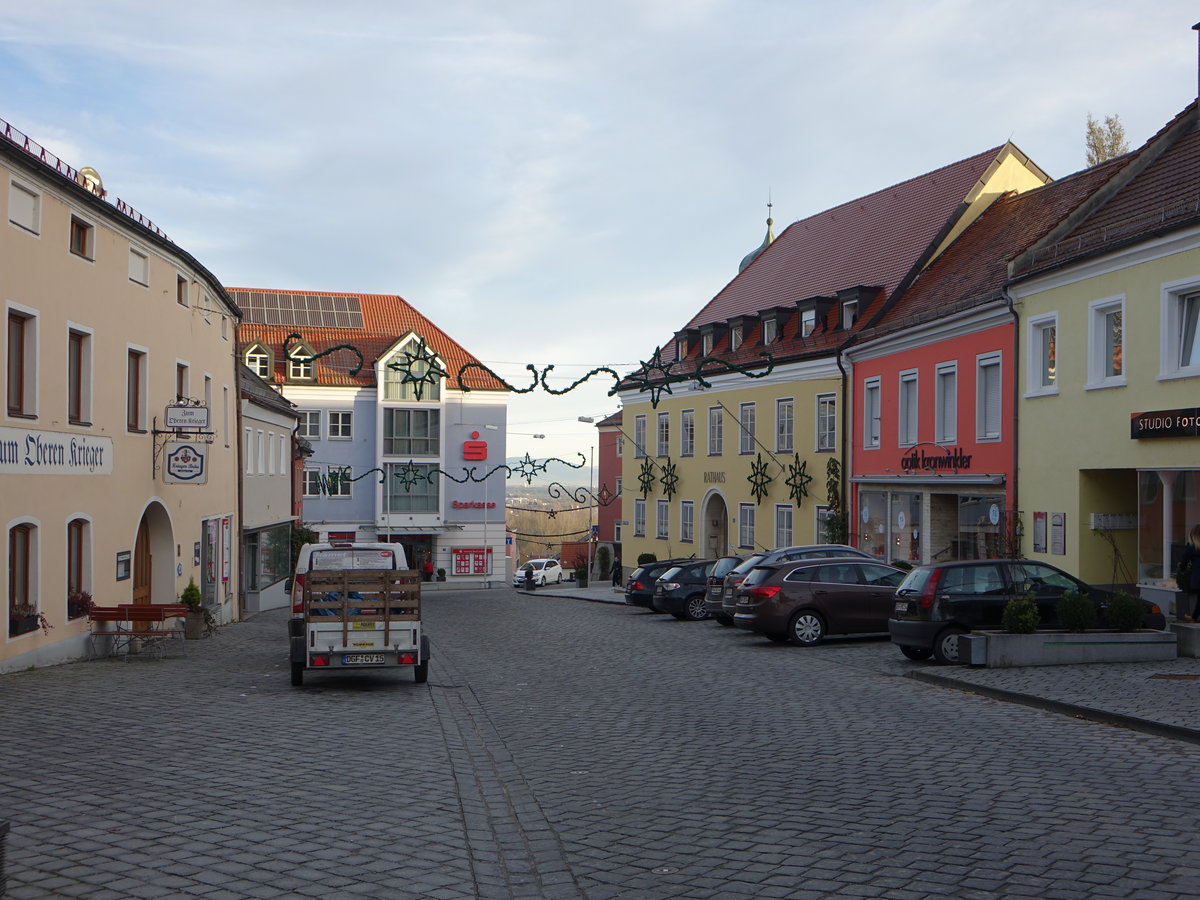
[738,198,775,273]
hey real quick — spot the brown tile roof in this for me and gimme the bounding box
[861,156,1128,337]
[231,288,506,391]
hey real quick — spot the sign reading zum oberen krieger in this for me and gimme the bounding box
[0,425,113,475]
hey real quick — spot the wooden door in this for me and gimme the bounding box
[133,517,152,604]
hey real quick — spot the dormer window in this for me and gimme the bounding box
[841,300,858,330]
[800,309,817,337]
[762,318,777,344]
[382,335,442,401]
[702,332,714,355]
[245,344,272,379]
[287,344,315,381]
[677,337,688,359]
[730,325,743,351]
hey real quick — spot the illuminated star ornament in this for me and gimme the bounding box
[785,455,813,507]
[659,459,679,501]
[638,459,657,497]
[748,453,773,504]
[390,461,430,492]
[624,346,686,408]
[388,337,448,401]
[510,453,550,485]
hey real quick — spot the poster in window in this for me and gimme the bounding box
[1050,513,1066,555]
[1032,512,1047,554]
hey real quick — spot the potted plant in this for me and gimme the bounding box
[573,557,588,588]
[9,604,51,637]
[179,578,212,639]
[67,589,94,620]
[436,568,446,582]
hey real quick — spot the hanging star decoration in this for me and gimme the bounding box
[785,455,813,507]
[390,460,431,492]
[388,337,448,401]
[748,453,773,505]
[622,346,688,408]
[659,458,679,501]
[597,484,615,506]
[547,508,558,519]
[510,453,551,485]
[638,459,657,497]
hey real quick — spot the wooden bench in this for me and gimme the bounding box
[89,603,190,660]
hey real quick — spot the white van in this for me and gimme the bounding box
[288,542,406,614]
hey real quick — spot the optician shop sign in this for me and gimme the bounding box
[0,425,112,475]
[1130,407,1200,439]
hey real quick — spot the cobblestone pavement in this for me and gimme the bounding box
[2,587,1200,899]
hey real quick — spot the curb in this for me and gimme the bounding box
[907,668,1200,746]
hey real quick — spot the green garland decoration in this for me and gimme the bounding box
[282,333,365,376]
[539,363,624,397]
[748,453,773,505]
[785,455,812,507]
[659,458,679,501]
[386,337,449,401]
[638,458,657,498]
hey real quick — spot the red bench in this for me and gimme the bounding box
[89,603,190,660]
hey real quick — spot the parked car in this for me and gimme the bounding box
[512,558,563,587]
[733,558,906,645]
[888,559,1167,665]
[700,556,746,623]
[652,559,723,620]
[625,558,694,608]
[716,544,875,624]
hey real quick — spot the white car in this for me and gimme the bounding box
[513,559,564,587]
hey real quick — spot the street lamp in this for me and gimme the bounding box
[578,417,596,579]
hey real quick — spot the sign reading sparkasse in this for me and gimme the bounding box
[1130,407,1200,439]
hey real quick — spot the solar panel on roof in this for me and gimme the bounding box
[231,291,364,328]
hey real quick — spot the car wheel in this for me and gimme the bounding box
[932,627,967,665]
[556,573,562,583]
[900,645,933,661]
[788,610,826,646]
[684,595,709,621]
[290,662,304,686]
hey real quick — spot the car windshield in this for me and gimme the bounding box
[896,568,931,593]
[729,555,766,578]
[659,567,684,581]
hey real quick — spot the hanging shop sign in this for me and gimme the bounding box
[163,442,207,484]
[164,404,210,429]
[0,425,112,475]
[1130,407,1200,439]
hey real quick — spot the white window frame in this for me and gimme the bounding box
[898,370,918,447]
[245,344,272,379]
[1087,296,1125,390]
[1026,313,1058,397]
[702,332,714,356]
[297,410,321,440]
[1159,278,1200,381]
[328,410,353,440]
[775,504,793,548]
[842,300,858,329]
[776,398,794,453]
[656,499,669,539]
[8,179,40,235]
[708,407,723,455]
[634,499,646,537]
[739,402,755,455]
[680,409,695,457]
[128,246,149,286]
[633,414,647,458]
[816,393,836,452]
[656,411,669,457]
[935,362,957,444]
[327,465,352,499]
[863,377,881,449]
[976,351,1003,442]
[762,318,777,344]
[288,345,314,381]
[738,503,755,549]
[680,501,694,543]
[302,468,322,498]
[800,308,817,338]
[730,325,742,351]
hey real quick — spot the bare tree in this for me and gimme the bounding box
[1086,113,1129,166]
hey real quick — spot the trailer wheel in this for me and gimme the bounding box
[290,662,304,686]
[414,660,429,684]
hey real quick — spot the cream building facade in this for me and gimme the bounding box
[2,119,241,672]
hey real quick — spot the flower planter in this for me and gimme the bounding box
[964,630,1177,668]
[1170,623,1200,658]
[184,609,206,640]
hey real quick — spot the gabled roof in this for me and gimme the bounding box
[232,288,505,391]
[237,363,300,418]
[860,156,1129,338]
[1014,101,1200,278]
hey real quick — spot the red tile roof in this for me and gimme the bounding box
[231,288,506,391]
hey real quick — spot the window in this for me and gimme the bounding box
[762,318,777,344]
[1179,293,1200,370]
[328,410,353,440]
[800,308,817,337]
[176,363,189,402]
[708,407,723,455]
[287,345,314,381]
[656,412,669,457]
[738,503,755,549]
[267,433,276,475]
[680,409,695,457]
[616,435,624,457]
[126,349,147,431]
[898,370,918,446]
[677,337,688,359]
[177,275,189,307]
[256,429,265,475]
[1088,297,1125,389]
[244,427,253,474]
[739,403,755,454]
[302,468,323,497]
[842,300,858,329]
[935,363,957,444]
[730,325,743,351]
[128,247,149,286]
[67,518,89,617]
[245,344,271,378]
[69,216,94,259]
[681,501,694,542]
[8,522,38,636]
[615,476,623,498]
[7,309,36,417]
[633,414,647,458]
[383,462,440,512]
[8,180,39,234]
[775,505,793,548]
[815,505,831,543]
[863,377,881,449]
[634,499,646,537]
[656,499,669,539]
[702,332,714,355]
[382,338,442,401]
[1027,314,1057,396]
[68,328,91,424]
[816,394,836,451]
[1160,281,1200,380]
[383,408,440,455]
[327,465,352,498]
[976,352,1002,441]
[776,399,794,453]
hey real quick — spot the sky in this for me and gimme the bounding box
[2,1,1199,468]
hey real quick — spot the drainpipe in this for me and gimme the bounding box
[836,347,850,546]
[1003,289,1020,553]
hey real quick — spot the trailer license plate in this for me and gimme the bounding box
[341,654,385,665]
[894,601,908,618]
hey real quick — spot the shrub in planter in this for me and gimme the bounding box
[637,552,657,566]
[1105,591,1145,632]
[1057,589,1097,632]
[1001,593,1040,634]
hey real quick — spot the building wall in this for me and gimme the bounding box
[240,397,297,613]
[1,155,239,671]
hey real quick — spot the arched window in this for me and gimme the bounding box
[245,343,272,379]
[287,343,315,381]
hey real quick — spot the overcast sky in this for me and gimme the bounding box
[3,1,1198,466]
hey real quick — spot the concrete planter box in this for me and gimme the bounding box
[965,630,1177,668]
[1170,623,1200,658]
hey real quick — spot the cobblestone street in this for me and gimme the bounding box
[3,588,1200,899]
